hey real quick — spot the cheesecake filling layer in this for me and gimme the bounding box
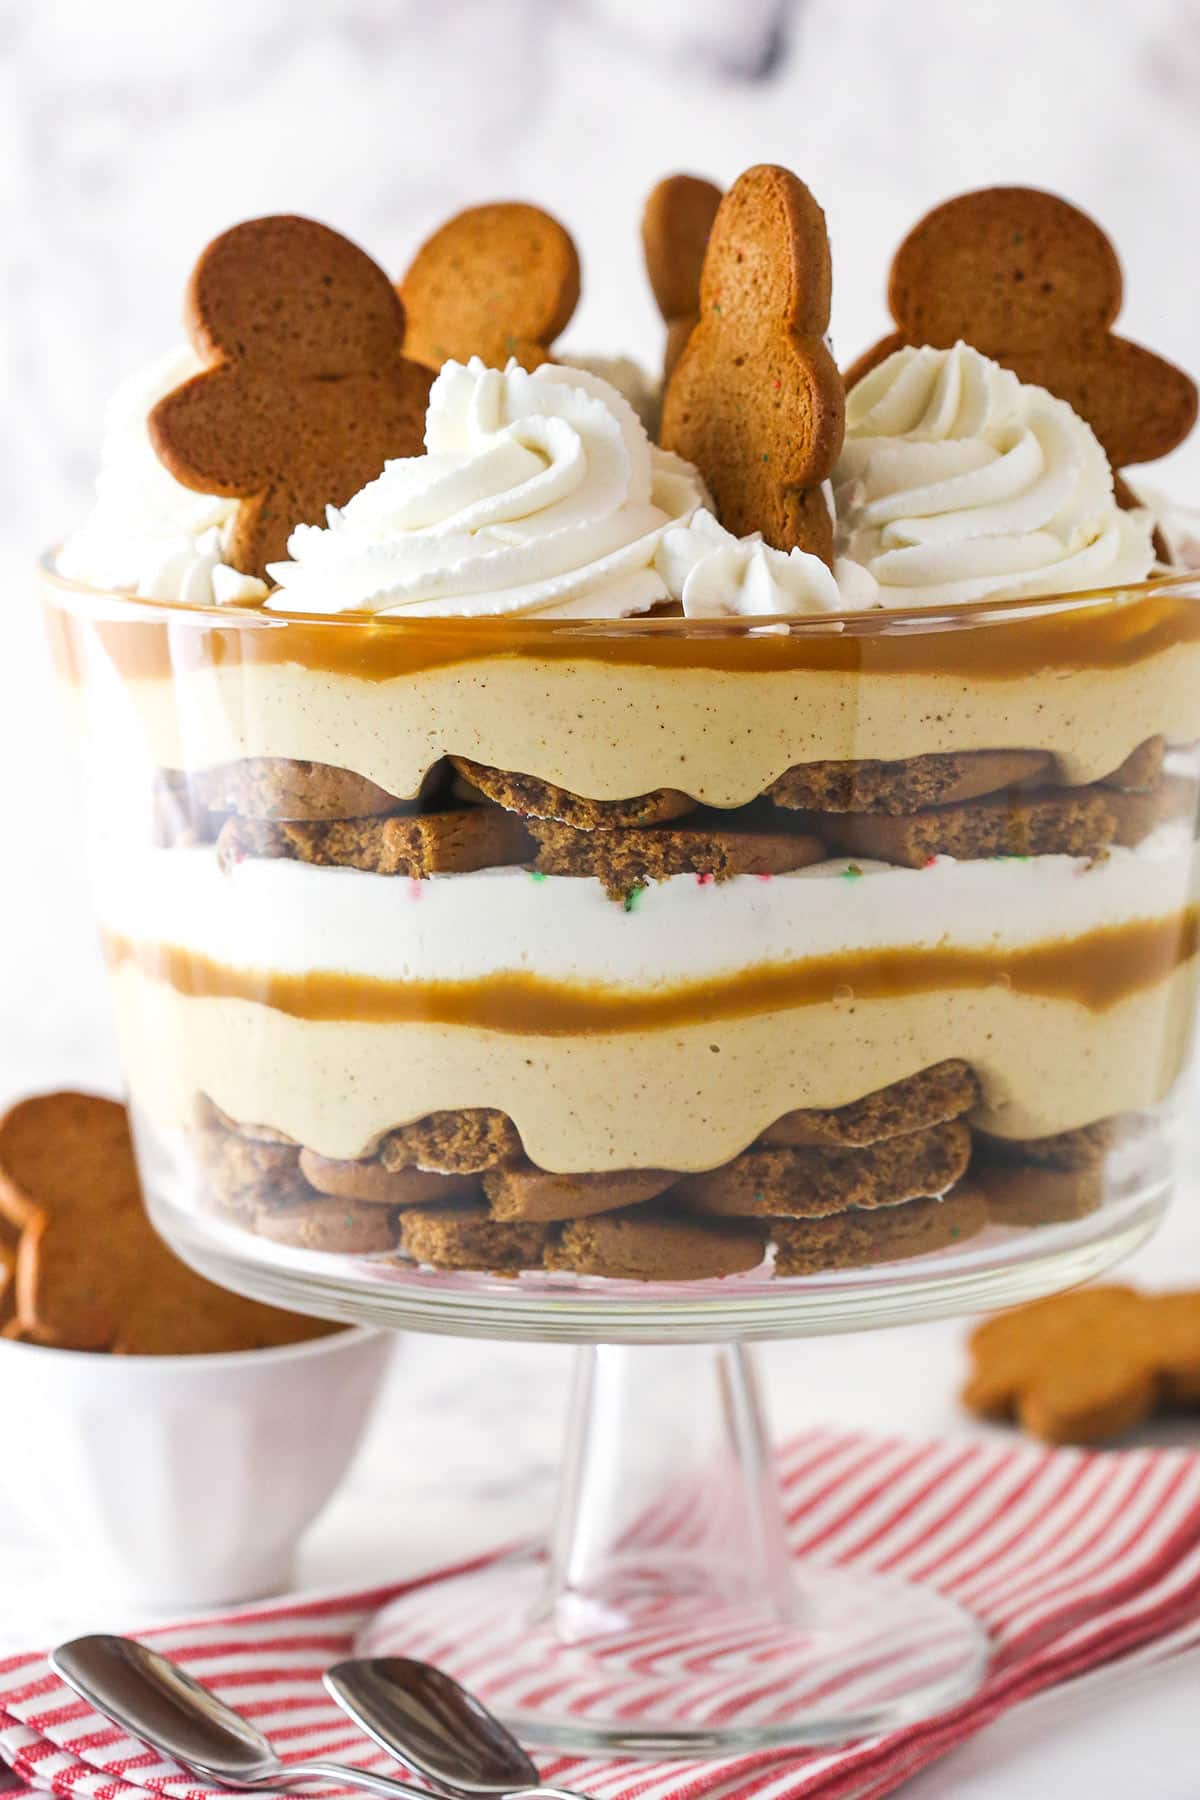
[106,968,1200,1171]
[45,577,1200,805]
[96,824,1200,1169]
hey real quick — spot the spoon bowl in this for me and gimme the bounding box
[326,1657,536,1793]
[325,1658,583,1800]
[50,1636,427,1800]
[51,1636,279,1785]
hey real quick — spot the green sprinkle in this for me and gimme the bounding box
[754,1192,764,1205]
[623,884,645,914]
[529,869,547,883]
[762,452,770,462]
[841,863,863,880]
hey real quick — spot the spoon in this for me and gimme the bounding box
[51,1636,431,1800]
[324,1659,585,1800]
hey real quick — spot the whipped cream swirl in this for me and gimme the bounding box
[835,342,1155,606]
[57,348,267,606]
[1126,480,1200,571]
[657,509,878,617]
[268,359,706,618]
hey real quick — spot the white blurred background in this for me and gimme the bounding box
[2,0,1198,1101]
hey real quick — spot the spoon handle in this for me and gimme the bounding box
[513,1790,592,1800]
[280,1760,432,1799]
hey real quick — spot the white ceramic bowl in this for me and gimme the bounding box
[0,1324,392,1609]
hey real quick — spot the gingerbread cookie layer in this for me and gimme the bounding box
[189,1065,1132,1283]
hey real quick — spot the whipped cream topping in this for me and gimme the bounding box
[61,336,1168,621]
[57,348,267,606]
[95,821,1197,994]
[1128,481,1200,571]
[835,342,1155,606]
[657,508,879,617]
[267,358,707,619]
[565,353,660,435]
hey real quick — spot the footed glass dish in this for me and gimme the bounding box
[44,558,1200,1750]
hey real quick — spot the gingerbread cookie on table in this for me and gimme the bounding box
[844,187,1198,515]
[642,173,723,382]
[0,1092,337,1353]
[149,216,433,579]
[963,1284,1200,1444]
[0,1212,16,1329]
[660,164,845,562]
[399,202,581,373]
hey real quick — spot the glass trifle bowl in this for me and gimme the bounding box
[42,561,1200,1334]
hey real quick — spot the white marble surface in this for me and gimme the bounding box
[4,5,1200,1793]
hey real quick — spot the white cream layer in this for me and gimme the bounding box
[93,822,1198,987]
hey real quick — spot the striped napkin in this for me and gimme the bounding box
[2,1429,1199,1800]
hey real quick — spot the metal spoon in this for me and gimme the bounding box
[51,1636,430,1800]
[324,1659,585,1800]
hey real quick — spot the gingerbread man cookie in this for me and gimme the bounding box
[660,164,844,562]
[149,215,434,579]
[844,187,1197,489]
[0,1213,15,1328]
[0,1091,337,1354]
[399,202,581,373]
[963,1283,1200,1444]
[642,173,723,382]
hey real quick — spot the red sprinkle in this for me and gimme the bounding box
[696,871,715,886]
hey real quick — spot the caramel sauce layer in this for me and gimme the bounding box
[45,579,1200,686]
[102,908,1200,1032]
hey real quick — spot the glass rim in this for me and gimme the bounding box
[37,549,1200,643]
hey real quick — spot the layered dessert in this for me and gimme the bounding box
[46,174,1200,1286]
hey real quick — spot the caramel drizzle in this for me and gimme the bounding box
[103,909,1200,1032]
[46,579,1200,686]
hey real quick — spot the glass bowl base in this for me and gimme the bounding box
[150,1179,1169,1344]
[356,1551,989,1756]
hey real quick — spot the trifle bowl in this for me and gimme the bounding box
[42,166,1200,1750]
[43,562,1200,1334]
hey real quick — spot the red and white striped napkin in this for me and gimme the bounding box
[2,1429,1200,1800]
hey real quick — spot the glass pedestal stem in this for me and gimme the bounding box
[358,1337,988,1754]
[541,1343,793,1637]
